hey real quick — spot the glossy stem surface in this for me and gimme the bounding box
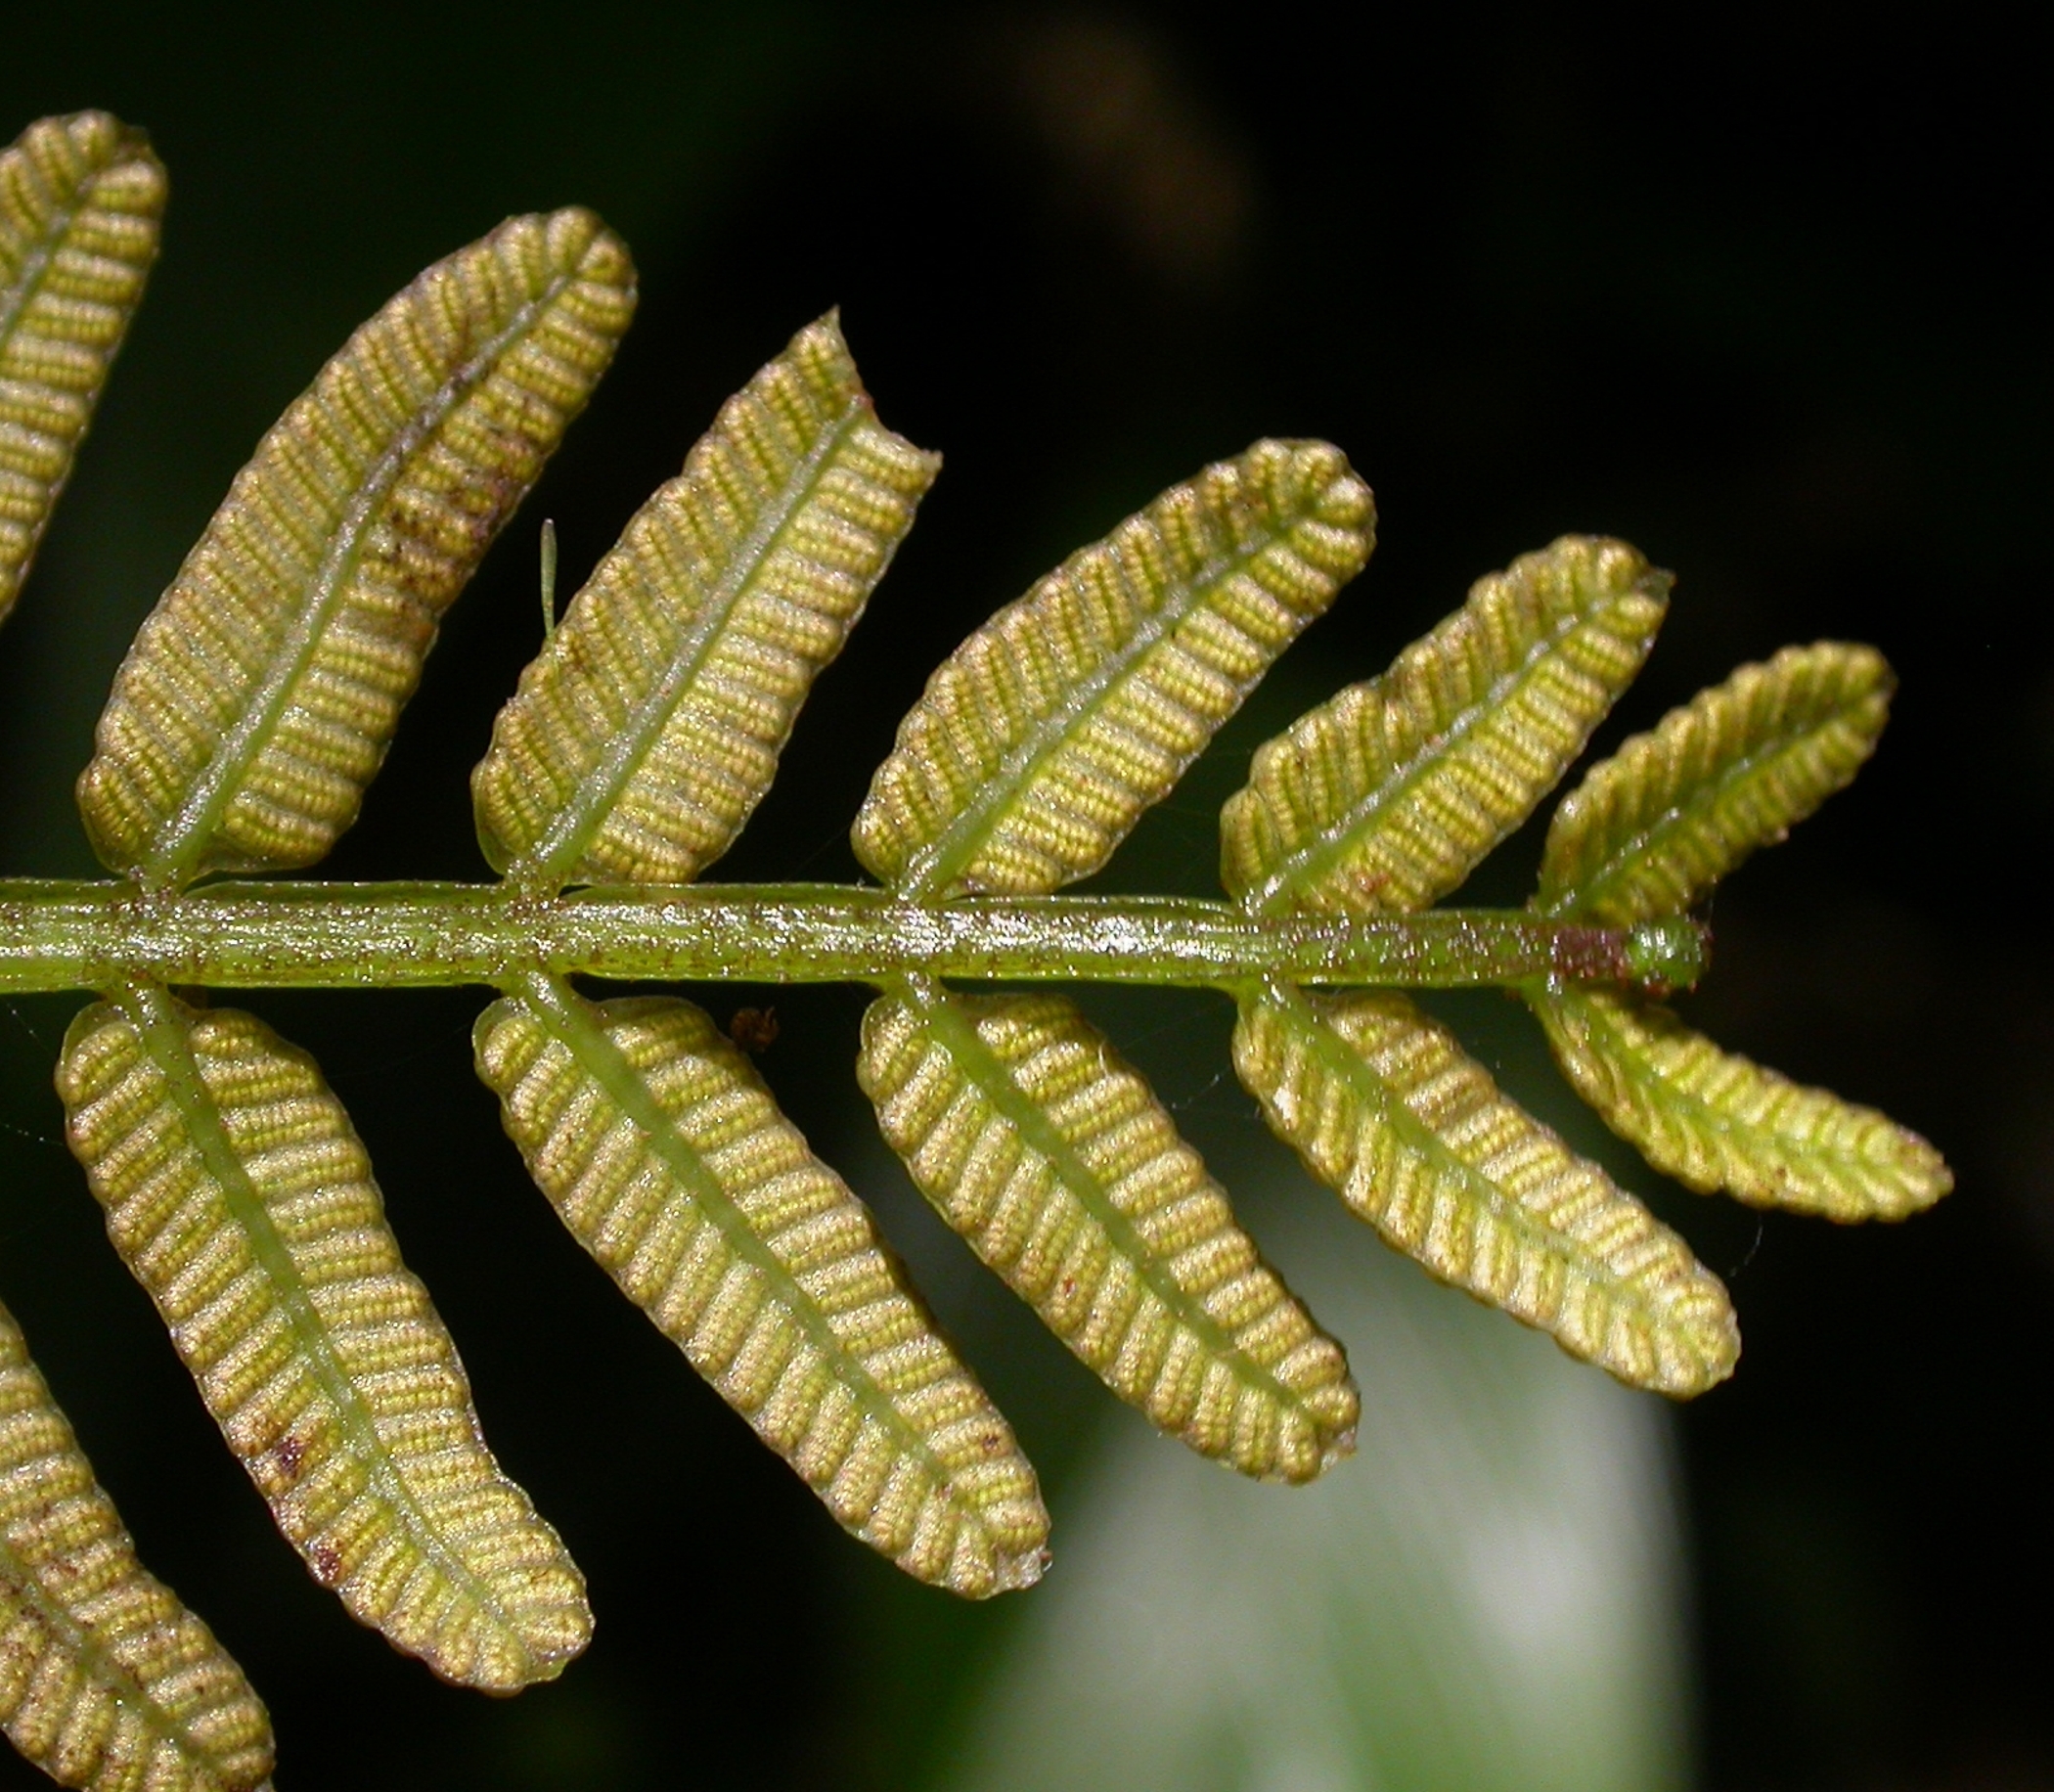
[0,878,1702,996]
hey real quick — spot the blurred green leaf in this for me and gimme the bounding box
[935,1191,1692,1792]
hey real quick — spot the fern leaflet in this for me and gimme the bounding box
[57,988,590,1690]
[0,1298,275,1792]
[475,977,1050,1595]
[1537,642,1893,923]
[1221,536,1667,916]
[1232,982,1739,1395]
[854,439,1374,897]
[76,209,635,888]
[1529,984,1949,1220]
[473,312,936,892]
[0,111,163,626]
[859,980,1359,1480]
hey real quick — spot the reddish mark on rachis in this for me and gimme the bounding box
[1550,924,1631,983]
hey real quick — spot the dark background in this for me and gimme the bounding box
[2,7,2047,1788]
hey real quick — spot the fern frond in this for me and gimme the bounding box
[472,313,937,892]
[474,978,1049,1596]
[858,982,1359,1480]
[853,440,1373,897]
[1231,983,1737,1395]
[0,1298,274,1792]
[0,112,164,627]
[75,210,636,889]
[56,989,590,1690]
[1221,537,1667,916]
[1530,984,1949,1220]
[1537,643,1892,923]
